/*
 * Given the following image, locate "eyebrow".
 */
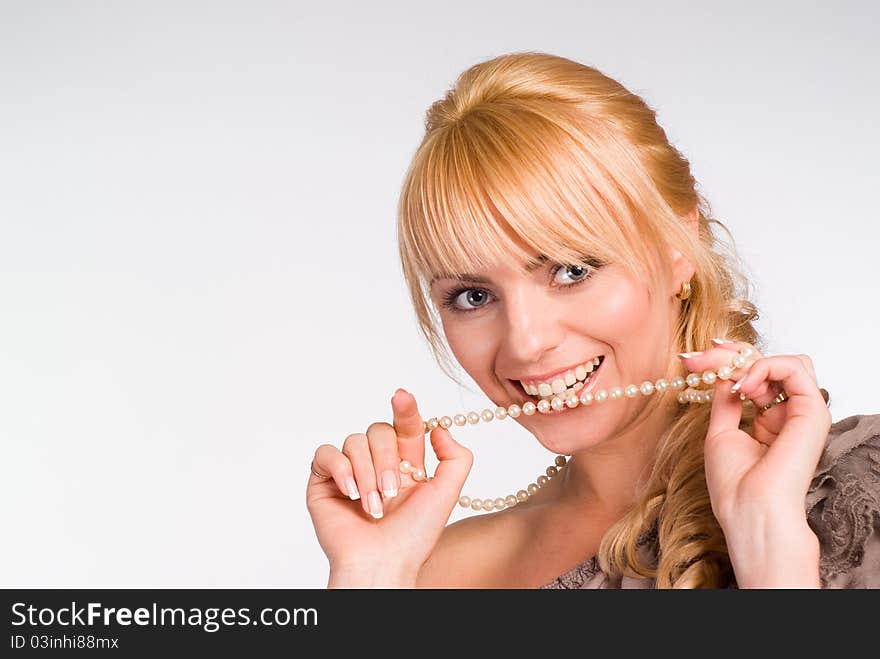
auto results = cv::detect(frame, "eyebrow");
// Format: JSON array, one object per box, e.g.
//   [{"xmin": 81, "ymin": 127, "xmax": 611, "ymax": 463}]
[{"xmin": 429, "ymin": 254, "xmax": 548, "ymax": 286}]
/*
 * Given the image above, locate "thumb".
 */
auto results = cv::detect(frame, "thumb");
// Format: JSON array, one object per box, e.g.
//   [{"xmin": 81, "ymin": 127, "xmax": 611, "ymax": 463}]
[
  {"xmin": 427, "ymin": 425, "xmax": 473, "ymax": 495},
  {"xmin": 707, "ymin": 377, "xmax": 744, "ymax": 438}
]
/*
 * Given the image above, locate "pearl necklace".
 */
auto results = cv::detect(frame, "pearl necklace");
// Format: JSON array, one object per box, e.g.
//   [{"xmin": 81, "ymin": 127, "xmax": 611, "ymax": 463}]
[{"xmin": 399, "ymin": 346, "xmax": 755, "ymax": 513}]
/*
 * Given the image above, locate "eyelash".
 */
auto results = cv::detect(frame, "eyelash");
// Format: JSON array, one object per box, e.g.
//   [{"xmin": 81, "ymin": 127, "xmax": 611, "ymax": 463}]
[{"xmin": 440, "ymin": 261, "xmax": 600, "ymax": 314}]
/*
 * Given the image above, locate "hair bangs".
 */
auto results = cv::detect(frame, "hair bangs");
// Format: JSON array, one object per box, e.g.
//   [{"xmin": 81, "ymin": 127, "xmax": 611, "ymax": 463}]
[{"xmin": 400, "ymin": 103, "xmax": 657, "ymax": 290}]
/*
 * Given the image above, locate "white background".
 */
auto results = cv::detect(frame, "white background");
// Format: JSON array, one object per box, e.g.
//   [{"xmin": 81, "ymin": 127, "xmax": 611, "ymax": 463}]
[{"xmin": 1, "ymin": 0, "xmax": 877, "ymax": 587}]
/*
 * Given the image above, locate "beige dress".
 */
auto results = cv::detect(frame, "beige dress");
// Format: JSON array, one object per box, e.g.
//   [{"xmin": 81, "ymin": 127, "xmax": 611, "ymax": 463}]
[{"xmin": 540, "ymin": 413, "xmax": 880, "ymax": 589}]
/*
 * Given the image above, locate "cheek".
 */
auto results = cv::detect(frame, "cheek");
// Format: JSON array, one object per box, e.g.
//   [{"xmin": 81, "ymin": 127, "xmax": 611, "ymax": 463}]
[
  {"xmin": 579, "ymin": 276, "xmax": 652, "ymax": 337},
  {"xmin": 443, "ymin": 318, "xmax": 497, "ymax": 374}
]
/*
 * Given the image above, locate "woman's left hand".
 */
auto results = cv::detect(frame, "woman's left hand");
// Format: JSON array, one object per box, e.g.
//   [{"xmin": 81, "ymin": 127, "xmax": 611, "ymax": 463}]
[{"xmin": 678, "ymin": 339, "xmax": 832, "ymax": 588}]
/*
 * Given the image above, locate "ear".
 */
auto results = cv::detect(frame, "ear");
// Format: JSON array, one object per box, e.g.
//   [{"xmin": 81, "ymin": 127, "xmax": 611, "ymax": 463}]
[{"xmin": 668, "ymin": 205, "xmax": 699, "ymax": 292}]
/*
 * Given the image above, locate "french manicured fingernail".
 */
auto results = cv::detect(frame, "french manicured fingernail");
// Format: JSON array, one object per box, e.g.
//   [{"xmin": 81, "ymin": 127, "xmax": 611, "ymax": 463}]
[
  {"xmin": 345, "ymin": 477, "xmax": 360, "ymax": 500},
  {"xmin": 711, "ymin": 338, "xmax": 734, "ymax": 345},
  {"xmin": 381, "ymin": 470, "xmax": 398, "ymax": 498},
  {"xmin": 368, "ymin": 491, "xmax": 383, "ymax": 518},
  {"xmin": 730, "ymin": 378, "xmax": 743, "ymax": 393},
  {"xmin": 679, "ymin": 351, "xmax": 703, "ymax": 359}
]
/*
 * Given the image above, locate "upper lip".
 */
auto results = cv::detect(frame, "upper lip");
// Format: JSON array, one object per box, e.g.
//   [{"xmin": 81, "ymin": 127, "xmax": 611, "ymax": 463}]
[{"xmin": 511, "ymin": 355, "xmax": 604, "ymax": 385}]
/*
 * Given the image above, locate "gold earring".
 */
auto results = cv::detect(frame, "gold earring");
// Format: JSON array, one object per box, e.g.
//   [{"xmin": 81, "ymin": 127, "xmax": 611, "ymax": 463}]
[{"xmin": 676, "ymin": 279, "xmax": 692, "ymax": 301}]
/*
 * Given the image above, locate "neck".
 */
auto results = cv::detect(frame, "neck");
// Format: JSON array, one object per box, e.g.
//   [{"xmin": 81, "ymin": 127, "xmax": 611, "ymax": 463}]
[{"xmin": 558, "ymin": 394, "xmax": 679, "ymax": 517}]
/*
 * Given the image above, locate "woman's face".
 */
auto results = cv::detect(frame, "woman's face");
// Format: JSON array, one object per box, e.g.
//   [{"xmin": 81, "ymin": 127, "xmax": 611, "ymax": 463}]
[{"xmin": 429, "ymin": 247, "xmax": 692, "ymax": 456}]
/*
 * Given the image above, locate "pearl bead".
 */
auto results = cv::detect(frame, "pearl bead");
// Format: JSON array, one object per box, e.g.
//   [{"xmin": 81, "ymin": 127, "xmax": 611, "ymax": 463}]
[
  {"xmin": 579, "ymin": 391, "xmax": 594, "ymax": 405},
  {"xmin": 440, "ymin": 416, "xmax": 453, "ymax": 428},
  {"xmin": 655, "ymin": 378, "xmax": 669, "ymax": 392},
  {"xmin": 555, "ymin": 455, "xmax": 567, "ymax": 467},
  {"xmin": 516, "ymin": 490, "xmax": 529, "ymax": 502},
  {"xmin": 609, "ymin": 386, "xmax": 623, "ymax": 400},
  {"xmin": 717, "ymin": 365, "xmax": 733, "ymax": 380},
  {"xmin": 566, "ymin": 395, "xmax": 579, "ymax": 408},
  {"xmin": 399, "ymin": 460, "xmax": 412, "ymax": 473},
  {"xmin": 459, "ymin": 496, "xmax": 471, "ymax": 508},
  {"xmin": 740, "ymin": 346, "xmax": 754, "ymax": 358},
  {"xmin": 481, "ymin": 499, "xmax": 493, "ymax": 511},
  {"xmin": 494, "ymin": 497, "xmax": 505, "ymax": 510},
  {"xmin": 677, "ymin": 391, "xmax": 687, "ymax": 404},
  {"xmin": 412, "ymin": 468, "xmax": 426, "ymax": 481},
  {"xmin": 546, "ymin": 466, "xmax": 558, "ymax": 478},
  {"xmin": 550, "ymin": 396, "xmax": 565, "ymax": 410},
  {"xmin": 494, "ymin": 406, "xmax": 508, "ymax": 420},
  {"xmin": 471, "ymin": 499, "xmax": 482, "ymax": 511},
  {"xmin": 507, "ymin": 404, "xmax": 522, "ymax": 418},
  {"xmin": 527, "ymin": 483, "xmax": 539, "ymax": 495},
  {"xmin": 467, "ymin": 411, "xmax": 480, "ymax": 424},
  {"xmin": 505, "ymin": 495, "xmax": 518, "ymax": 507},
  {"xmin": 670, "ymin": 376, "xmax": 685, "ymax": 390},
  {"xmin": 427, "ymin": 417, "xmax": 439, "ymax": 429},
  {"xmin": 686, "ymin": 373, "xmax": 701, "ymax": 387},
  {"xmin": 454, "ymin": 414, "xmax": 467, "ymax": 426},
  {"xmin": 732, "ymin": 354, "xmax": 746, "ymax": 368},
  {"xmin": 537, "ymin": 399, "xmax": 551, "ymax": 413},
  {"xmin": 625, "ymin": 384, "xmax": 639, "ymax": 398},
  {"xmin": 640, "ymin": 381, "xmax": 654, "ymax": 395},
  {"xmin": 537, "ymin": 475, "xmax": 549, "ymax": 487},
  {"xmin": 522, "ymin": 402, "xmax": 536, "ymax": 415},
  {"xmin": 594, "ymin": 389, "xmax": 608, "ymax": 402},
  {"xmin": 702, "ymin": 370, "xmax": 717, "ymax": 385},
  {"xmin": 481, "ymin": 408, "xmax": 494, "ymax": 422}
]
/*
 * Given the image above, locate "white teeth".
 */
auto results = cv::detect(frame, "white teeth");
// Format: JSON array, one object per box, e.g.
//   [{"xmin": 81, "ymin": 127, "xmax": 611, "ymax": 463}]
[{"xmin": 519, "ymin": 356, "xmax": 604, "ymax": 400}]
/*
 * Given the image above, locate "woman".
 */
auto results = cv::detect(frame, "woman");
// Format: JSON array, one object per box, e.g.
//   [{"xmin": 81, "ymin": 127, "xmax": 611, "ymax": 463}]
[{"xmin": 306, "ymin": 51, "xmax": 880, "ymax": 588}]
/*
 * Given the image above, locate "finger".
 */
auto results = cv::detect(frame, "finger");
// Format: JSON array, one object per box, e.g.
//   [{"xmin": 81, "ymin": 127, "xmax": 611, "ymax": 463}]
[
  {"xmin": 424, "ymin": 425, "xmax": 473, "ymax": 501},
  {"xmin": 706, "ymin": 376, "xmax": 745, "ymax": 438},
  {"xmin": 342, "ymin": 433, "xmax": 383, "ymax": 519},
  {"xmin": 309, "ymin": 444, "xmax": 360, "ymax": 501},
  {"xmin": 732, "ymin": 356, "xmax": 831, "ymax": 481},
  {"xmin": 391, "ymin": 388, "xmax": 426, "ymax": 474},
  {"xmin": 366, "ymin": 421, "xmax": 401, "ymax": 499},
  {"xmin": 794, "ymin": 354, "xmax": 818, "ymax": 384},
  {"xmin": 733, "ymin": 356, "xmax": 816, "ymax": 409},
  {"xmin": 729, "ymin": 357, "xmax": 792, "ymax": 436},
  {"xmin": 679, "ymin": 340, "xmax": 761, "ymax": 383}
]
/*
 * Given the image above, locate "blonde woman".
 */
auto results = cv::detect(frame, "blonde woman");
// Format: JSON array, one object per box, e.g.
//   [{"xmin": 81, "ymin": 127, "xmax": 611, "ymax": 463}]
[{"xmin": 306, "ymin": 52, "xmax": 880, "ymax": 589}]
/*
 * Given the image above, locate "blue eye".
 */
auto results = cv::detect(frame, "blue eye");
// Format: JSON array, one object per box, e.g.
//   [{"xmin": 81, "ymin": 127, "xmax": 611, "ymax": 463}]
[
  {"xmin": 552, "ymin": 263, "xmax": 592, "ymax": 286},
  {"xmin": 439, "ymin": 257, "xmax": 603, "ymax": 314},
  {"xmin": 442, "ymin": 287, "xmax": 492, "ymax": 312}
]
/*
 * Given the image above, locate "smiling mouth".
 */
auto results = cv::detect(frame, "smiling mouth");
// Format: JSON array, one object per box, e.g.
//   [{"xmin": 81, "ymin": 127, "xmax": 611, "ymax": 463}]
[{"xmin": 511, "ymin": 355, "xmax": 606, "ymax": 403}]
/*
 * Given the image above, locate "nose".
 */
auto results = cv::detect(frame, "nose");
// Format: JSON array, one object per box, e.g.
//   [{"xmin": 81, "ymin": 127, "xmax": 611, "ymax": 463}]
[{"xmin": 501, "ymin": 285, "xmax": 565, "ymax": 364}]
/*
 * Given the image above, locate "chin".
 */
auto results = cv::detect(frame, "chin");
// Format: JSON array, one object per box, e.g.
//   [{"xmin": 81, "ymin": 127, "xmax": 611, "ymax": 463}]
[{"xmin": 525, "ymin": 409, "xmax": 611, "ymax": 455}]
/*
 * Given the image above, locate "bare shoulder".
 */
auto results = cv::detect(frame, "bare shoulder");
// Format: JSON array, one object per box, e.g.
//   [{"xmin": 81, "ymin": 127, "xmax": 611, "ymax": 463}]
[{"xmin": 415, "ymin": 501, "xmax": 544, "ymax": 588}]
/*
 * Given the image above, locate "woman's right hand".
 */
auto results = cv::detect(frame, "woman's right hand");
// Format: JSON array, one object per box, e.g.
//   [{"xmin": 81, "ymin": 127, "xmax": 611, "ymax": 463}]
[{"xmin": 305, "ymin": 388, "xmax": 474, "ymax": 587}]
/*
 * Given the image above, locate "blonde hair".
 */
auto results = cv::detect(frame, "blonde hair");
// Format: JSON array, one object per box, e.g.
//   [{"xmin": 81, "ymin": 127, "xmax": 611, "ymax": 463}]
[{"xmin": 396, "ymin": 51, "xmax": 762, "ymax": 588}]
